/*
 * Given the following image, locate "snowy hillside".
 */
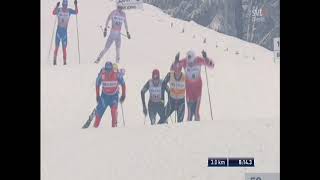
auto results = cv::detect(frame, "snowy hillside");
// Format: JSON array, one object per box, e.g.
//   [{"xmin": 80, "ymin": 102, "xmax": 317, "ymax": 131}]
[{"xmin": 41, "ymin": 0, "xmax": 280, "ymax": 180}]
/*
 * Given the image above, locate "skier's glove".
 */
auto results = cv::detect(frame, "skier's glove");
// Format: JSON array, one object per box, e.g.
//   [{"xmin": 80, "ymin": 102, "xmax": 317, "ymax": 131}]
[
  {"xmin": 96, "ymin": 95, "xmax": 100, "ymax": 103},
  {"xmin": 120, "ymin": 95, "xmax": 126, "ymax": 103},
  {"xmin": 127, "ymin": 31, "xmax": 131, "ymax": 39},
  {"xmin": 174, "ymin": 52, "xmax": 180, "ymax": 64},
  {"xmin": 201, "ymin": 50, "xmax": 207, "ymax": 59},
  {"xmin": 143, "ymin": 106, "xmax": 147, "ymax": 116},
  {"xmin": 160, "ymin": 100, "xmax": 164, "ymax": 105},
  {"xmin": 103, "ymin": 28, "xmax": 107, "ymax": 37},
  {"xmin": 74, "ymin": 0, "xmax": 77, "ymax": 6},
  {"xmin": 208, "ymin": 60, "xmax": 213, "ymax": 66},
  {"xmin": 56, "ymin": 2, "xmax": 60, "ymax": 7}
]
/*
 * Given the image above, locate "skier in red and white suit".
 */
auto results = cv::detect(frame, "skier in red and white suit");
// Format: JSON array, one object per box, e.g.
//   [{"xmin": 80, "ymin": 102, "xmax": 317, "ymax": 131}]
[
  {"xmin": 175, "ymin": 50, "xmax": 214, "ymax": 121},
  {"xmin": 94, "ymin": 61, "xmax": 126, "ymax": 128}
]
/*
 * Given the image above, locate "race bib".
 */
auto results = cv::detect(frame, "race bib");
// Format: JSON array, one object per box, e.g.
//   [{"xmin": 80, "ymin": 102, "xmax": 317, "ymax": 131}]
[
  {"xmin": 170, "ymin": 81, "xmax": 185, "ymax": 89},
  {"xmin": 113, "ymin": 15, "xmax": 124, "ymax": 26},
  {"xmin": 102, "ymin": 81, "xmax": 118, "ymax": 88},
  {"xmin": 149, "ymin": 86, "xmax": 161, "ymax": 101},
  {"xmin": 186, "ymin": 66, "xmax": 201, "ymax": 80}
]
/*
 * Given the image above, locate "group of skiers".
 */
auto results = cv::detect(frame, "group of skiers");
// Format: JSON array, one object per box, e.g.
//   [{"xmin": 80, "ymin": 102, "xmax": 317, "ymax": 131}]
[
  {"xmin": 90, "ymin": 49, "xmax": 214, "ymax": 128},
  {"xmin": 141, "ymin": 50, "xmax": 214, "ymax": 125},
  {"xmin": 52, "ymin": 0, "xmax": 130, "ymax": 65},
  {"xmin": 50, "ymin": 1, "xmax": 215, "ymax": 128}
]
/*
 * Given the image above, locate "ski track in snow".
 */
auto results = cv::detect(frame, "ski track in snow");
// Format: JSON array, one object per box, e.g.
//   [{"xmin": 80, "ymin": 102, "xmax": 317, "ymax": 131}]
[{"xmin": 41, "ymin": 1, "xmax": 280, "ymax": 179}]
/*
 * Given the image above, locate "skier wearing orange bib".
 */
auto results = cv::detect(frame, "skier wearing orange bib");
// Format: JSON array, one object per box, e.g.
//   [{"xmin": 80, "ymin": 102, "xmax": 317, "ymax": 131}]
[{"xmin": 162, "ymin": 62, "xmax": 186, "ymax": 123}]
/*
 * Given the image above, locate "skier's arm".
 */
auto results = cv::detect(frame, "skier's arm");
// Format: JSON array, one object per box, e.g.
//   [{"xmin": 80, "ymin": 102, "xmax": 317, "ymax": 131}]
[
  {"xmin": 105, "ymin": 11, "xmax": 113, "ymax": 29},
  {"xmin": 68, "ymin": 5, "xmax": 78, "ymax": 15},
  {"xmin": 161, "ymin": 83, "xmax": 170, "ymax": 104},
  {"xmin": 162, "ymin": 73, "xmax": 170, "ymax": 93},
  {"xmin": 165, "ymin": 84, "xmax": 170, "ymax": 95},
  {"xmin": 179, "ymin": 58, "xmax": 187, "ymax": 68},
  {"xmin": 52, "ymin": 4, "xmax": 59, "ymax": 15},
  {"xmin": 141, "ymin": 81, "xmax": 150, "ymax": 109},
  {"xmin": 198, "ymin": 57, "xmax": 214, "ymax": 68},
  {"xmin": 95, "ymin": 70, "xmax": 103, "ymax": 97},
  {"xmin": 68, "ymin": 8, "xmax": 78, "ymax": 15},
  {"xmin": 124, "ymin": 13, "xmax": 129, "ymax": 32},
  {"xmin": 74, "ymin": 0, "xmax": 78, "ymax": 14}
]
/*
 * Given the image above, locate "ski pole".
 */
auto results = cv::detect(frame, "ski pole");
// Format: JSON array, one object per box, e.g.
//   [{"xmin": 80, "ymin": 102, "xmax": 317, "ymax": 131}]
[
  {"xmin": 204, "ymin": 66, "xmax": 214, "ymax": 120},
  {"xmin": 120, "ymin": 102, "xmax": 126, "ymax": 127},
  {"xmin": 47, "ymin": 17, "xmax": 57, "ymax": 64},
  {"xmin": 144, "ymin": 115, "xmax": 146, "ymax": 125},
  {"xmin": 76, "ymin": 14, "xmax": 81, "ymax": 64},
  {"xmin": 98, "ymin": 25, "xmax": 103, "ymax": 34}
]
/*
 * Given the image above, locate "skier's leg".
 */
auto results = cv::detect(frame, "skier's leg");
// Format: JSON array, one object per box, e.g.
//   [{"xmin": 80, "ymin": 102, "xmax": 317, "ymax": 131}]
[
  {"xmin": 192, "ymin": 102, "xmax": 197, "ymax": 120},
  {"xmin": 110, "ymin": 94, "xmax": 119, "ymax": 127},
  {"xmin": 61, "ymin": 31, "xmax": 68, "ymax": 65},
  {"xmin": 177, "ymin": 99, "xmax": 185, "ymax": 123},
  {"xmin": 194, "ymin": 80, "xmax": 202, "ymax": 121},
  {"xmin": 111, "ymin": 105, "xmax": 118, "ymax": 127},
  {"xmin": 148, "ymin": 101, "xmax": 156, "ymax": 125},
  {"xmin": 195, "ymin": 97, "xmax": 201, "ymax": 121},
  {"xmin": 94, "ymin": 94, "xmax": 108, "ymax": 128},
  {"xmin": 186, "ymin": 82, "xmax": 193, "ymax": 121},
  {"xmin": 53, "ymin": 30, "xmax": 60, "ymax": 65},
  {"xmin": 157, "ymin": 103, "xmax": 167, "ymax": 124},
  {"xmin": 115, "ymin": 33, "xmax": 121, "ymax": 63},
  {"xmin": 97, "ymin": 34, "xmax": 115, "ymax": 61},
  {"xmin": 187, "ymin": 101, "xmax": 197, "ymax": 121},
  {"xmin": 187, "ymin": 101, "xmax": 192, "ymax": 121},
  {"xmin": 165, "ymin": 98, "xmax": 174, "ymax": 122}
]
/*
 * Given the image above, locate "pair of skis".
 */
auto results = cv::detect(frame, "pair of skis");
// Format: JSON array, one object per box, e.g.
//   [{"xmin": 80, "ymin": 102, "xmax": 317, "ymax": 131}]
[
  {"xmin": 82, "ymin": 103, "xmax": 125, "ymax": 129},
  {"xmin": 82, "ymin": 102, "xmax": 125, "ymax": 129}
]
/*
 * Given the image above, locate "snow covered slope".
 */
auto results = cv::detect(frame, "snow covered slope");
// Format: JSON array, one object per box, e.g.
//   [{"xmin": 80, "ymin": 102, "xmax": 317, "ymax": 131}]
[{"xmin": 41, "ymin": 0, "xmax": 280, "ymax": 179}]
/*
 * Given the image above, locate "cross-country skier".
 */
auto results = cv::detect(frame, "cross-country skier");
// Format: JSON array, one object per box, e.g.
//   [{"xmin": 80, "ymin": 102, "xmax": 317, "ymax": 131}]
[
  {"xmin": 162, "ymin": 62, "xmax": 186, "ymax": 123},
  {"xmin": 174, "ymin": 50, "xmax": 214, "ymax": 121},
  {"xmin": 95, "ymin": 2, "xmax": 131, "ymax": 64},
  {"xmin": 141, "ymin": 69, "xmax": 170, "ymax": 125},
  {"xmin": 94, "ymin": 61, "xmax": 126, "ymax": 128},
  {"xmin": 52, "ymin": 0, "xmax": 78, "ymax": 65}
]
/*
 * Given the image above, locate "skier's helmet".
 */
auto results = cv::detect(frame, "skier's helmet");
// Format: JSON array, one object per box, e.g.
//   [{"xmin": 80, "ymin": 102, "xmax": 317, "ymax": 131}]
[
  {"xmin": 105, "ymin": 61, "xmax": 113, "ymax": 73},
  {"xmin": 186, "ymin": 50, "xmax": 196, "ymax": 63},
  {"xmin": 152, "ymin": 69, "xmax": 160, "ymax": 80},
  {"xmin": 62, "ymin": 0, "xmax": 68, "ymax": 8}
]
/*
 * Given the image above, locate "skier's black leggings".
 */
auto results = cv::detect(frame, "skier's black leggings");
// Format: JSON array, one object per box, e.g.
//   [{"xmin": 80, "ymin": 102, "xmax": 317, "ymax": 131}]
[
  {"xmin": 165, "ymin": 97, "xmax": 185, "ymax": 123},
  {"xmin": 187, "ymin": 101, "xmax": 197, "ymax": 121},
  {"xmin": 148, "ymin": 101, "xmax": 166, "ymax": 125}
]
